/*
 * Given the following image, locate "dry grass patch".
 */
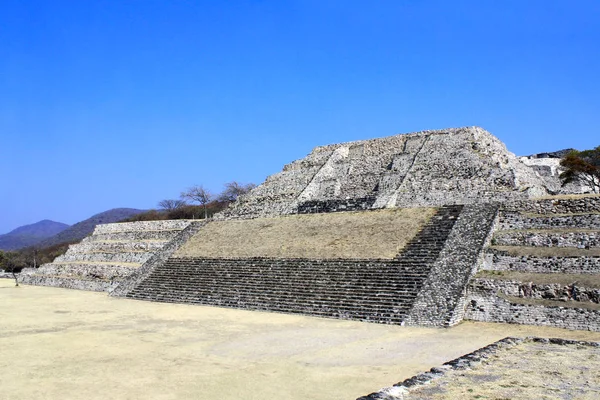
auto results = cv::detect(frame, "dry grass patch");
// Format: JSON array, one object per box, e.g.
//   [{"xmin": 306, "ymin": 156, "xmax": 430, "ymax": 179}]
[
  {"xmin": 175, "ymin": 208, "xmax": 437, "ymax": 259},
  {"xmin": 475, "ymin": 270, "xmax": 600, "ymax": 288},
  {"xmin": 489, "ymin": 245, "xmax": 600, "ymax": 257}
]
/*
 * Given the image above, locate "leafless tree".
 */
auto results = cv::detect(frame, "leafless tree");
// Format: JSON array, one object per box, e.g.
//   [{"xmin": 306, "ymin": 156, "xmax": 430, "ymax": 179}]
[
  {"xmin": 218, "ymin": 181, "xmax": 256, "ymax": 202},
  {"xmin": 158, "ymin": 199, "xmax": 187, "ymax": 211},
  {"xmin": 180, "ymin": 185, "xmax": 213, "ymax": 219}
]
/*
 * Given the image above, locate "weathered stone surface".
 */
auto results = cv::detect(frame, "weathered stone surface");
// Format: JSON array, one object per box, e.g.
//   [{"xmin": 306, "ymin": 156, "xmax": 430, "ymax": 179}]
[
  {"xmin": 503, "ymin": 196, "xmax": 600, "ymax": 214},
  {"xmin": 493, "ymin": 230, "xmax": 600, "ymax": 248},
  {"xmin": 405, "ymin": 204, "xmax": 498, "ymax": 327},
  {"xmin": 484, "ymin": 249, "xmax": 600, "ymax": 274},
  {"xmin": 498, "ymin": 211, "xmax": 600, "ymax": 230},
  {"xmin": 20, "ymin": 220, "xmax": 195, "ymax": 292},
  {"xmin": 219, "ymin": 127, "xmax": 549, "ymax": 219},
  {"xmin": 519, "ymin": 156, "xmax": 592, "ymax": 194}
]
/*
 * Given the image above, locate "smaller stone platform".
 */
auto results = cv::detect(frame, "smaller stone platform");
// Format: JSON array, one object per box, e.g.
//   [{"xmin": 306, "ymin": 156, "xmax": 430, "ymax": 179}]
[{"xmin": 20, "ymin": 220, "xmax": 194, "ymax": 292}]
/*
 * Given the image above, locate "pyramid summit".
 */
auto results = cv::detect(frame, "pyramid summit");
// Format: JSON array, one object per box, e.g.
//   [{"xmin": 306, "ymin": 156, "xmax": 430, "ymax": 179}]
[{"xmin": 220, "ymin": 126, "xmax": 550, "ymax": 219}]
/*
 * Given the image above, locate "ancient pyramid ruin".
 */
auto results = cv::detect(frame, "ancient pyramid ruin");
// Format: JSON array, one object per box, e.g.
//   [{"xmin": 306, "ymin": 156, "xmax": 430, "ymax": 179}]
[
  {"xmin": 219, "ymin": 126, "xmax": 549, "ymax": 219},
  {"xmin": 19, "ymin": 126, "xmax": 600, "ymax": 332}
]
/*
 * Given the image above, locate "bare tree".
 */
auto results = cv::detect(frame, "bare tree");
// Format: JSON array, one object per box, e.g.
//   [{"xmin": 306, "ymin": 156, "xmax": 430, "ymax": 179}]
[
  {"xmin": 218, "ymin": 181, "xmax": 257, "ymax": 202},
  {"xmin": 180, "ymin": 185, "xmax": 213, "ymax": 219},
  {"xmin": 158, "ymin": 199, "xmax": 187, "ymax": 211}
]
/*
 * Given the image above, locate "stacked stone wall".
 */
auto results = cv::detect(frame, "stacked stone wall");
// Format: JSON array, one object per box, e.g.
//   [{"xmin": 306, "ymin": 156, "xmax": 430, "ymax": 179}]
[
  {"xmin": 20, "ymin": 220, "xmax": 194, "ymax": 292},
  {"xmin": 484, "ymin": 249, "xmax": 600, "ymax": 274},
  {"xmin": 466, "ymin": 280, "xmax": 600, "ymax": 332},
  {"xmin": 465, "ymin": 196, "xmax": 600, "ymax": 331},
  {"xmin": 503, "ymin": 196, "xmax": 600, "ymax": 214}
]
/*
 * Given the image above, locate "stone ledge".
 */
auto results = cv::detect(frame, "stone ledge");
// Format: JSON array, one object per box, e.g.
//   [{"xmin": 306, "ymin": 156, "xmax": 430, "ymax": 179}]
[{"xmin": 357, "ymin": 336, "xmax": 600, "ymax": 400}]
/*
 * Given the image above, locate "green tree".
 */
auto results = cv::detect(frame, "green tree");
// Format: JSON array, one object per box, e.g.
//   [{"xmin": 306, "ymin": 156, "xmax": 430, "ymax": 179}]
[
  {"xmin": 560, "ymin": 147, "xmax": 600, "ymax": 193},
  {"xmin": 0, "ymin": 250, "xmax": 19, "ymax": 286}
]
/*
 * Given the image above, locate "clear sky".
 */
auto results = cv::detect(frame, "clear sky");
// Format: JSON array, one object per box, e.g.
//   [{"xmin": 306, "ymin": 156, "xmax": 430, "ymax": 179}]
[{"xmin": 1, "ymin": 0, "xmax": 599, "ymax": 233}]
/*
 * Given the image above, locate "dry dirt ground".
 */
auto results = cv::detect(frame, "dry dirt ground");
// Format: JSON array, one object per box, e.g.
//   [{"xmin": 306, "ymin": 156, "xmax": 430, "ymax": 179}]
[
  {"xmin": 2, "ymin": 281, "xmax": 600, "ymax": 400},
  {"xmin": 406, "ymin": 340, "xmax": 600, "ymax": 399},
  {"xmin": 176, "ymin": 208, "xmax": 437, "ymax": 259}
]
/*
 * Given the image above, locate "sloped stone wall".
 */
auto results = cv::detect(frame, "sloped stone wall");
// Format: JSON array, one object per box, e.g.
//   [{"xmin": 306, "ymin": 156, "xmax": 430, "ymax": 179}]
[
  {"xmin": 219, "ymin": 127, "xmax": 549, "ymax": 220},
  {"xmin": 405, "ymin": 203, "xmax": 499, "ymax": 327}
]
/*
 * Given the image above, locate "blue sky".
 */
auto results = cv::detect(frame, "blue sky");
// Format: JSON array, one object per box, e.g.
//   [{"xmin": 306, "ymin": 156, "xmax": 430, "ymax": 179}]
[{"xmin": 1, "ymin": 0, "xmax": 599, "ymax": 233}]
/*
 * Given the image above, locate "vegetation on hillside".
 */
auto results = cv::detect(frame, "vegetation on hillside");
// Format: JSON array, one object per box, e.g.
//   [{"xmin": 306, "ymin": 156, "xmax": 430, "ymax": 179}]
[
  {"xmin": 126, "ymin": 181, "xmax": 256, "ymax": 222},
  {"xmin": 0, "ymin": 181, "xmax": 256, "ymax": 273},
  {"xmin": 560, "ymin": 147, "xmax": 600, "ymax": 193}
]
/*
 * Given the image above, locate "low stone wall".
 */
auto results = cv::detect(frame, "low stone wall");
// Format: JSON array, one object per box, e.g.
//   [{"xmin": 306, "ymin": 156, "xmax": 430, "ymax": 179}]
[
  {"xmin": 465, "ymin": 278, "xmax": 600, "ymax": 332},
  {"xmin": 357, "ymin": 337, "xmax": 523, "ymax": 400},
  {"xmin": 93, "ymin": 220, "xmax": 193, "ymax": 234},
  {"xmin": 498, "ymin": 212, "xmax": 600, "ymax": 230},
  {"xmin": 357, "ymin": 337, "xmax": 600, "ymax": 400},
  {"xmin": 19, "ymin": 274, "xmax": 114, "ymax": 292},
  {"xmin": 484, "ymin": 249, "xmax": 600, "ymax": 274},
  {"xmin": 404, "ymin": 203, "xmax": 499, "ymax": 327},
  {"xmin": 471, "ymin": 278, "xmax": 600, "ymax": 304},
  {"xmin": 493, "ymin": 230, "xmax": 600, "ymax": 248},
  {"xmin": 503, "ymin": 196, "xmax": 600, "ymax": 214},
  {"xmin": 296, "ymin": 196, "xmax": 376, "ymax": 214}
]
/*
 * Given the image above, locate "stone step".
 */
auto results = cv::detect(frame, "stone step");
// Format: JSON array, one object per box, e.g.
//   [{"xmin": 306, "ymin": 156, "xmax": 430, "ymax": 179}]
[
  {"xmin": 484, "ymin": 248, "xmax": 600, "ymax": 274},
  {"xmin": 493, "ymin": 231, "xmax": 600, "ymax": 248},
  {"xmin": 21, "ymin": 262, "xmax": 140, "ymax": 280},
  {"xmin": 93, "ymin": 220, "xmax": 192, "ymax": 234},
  {"xmin": 84, "ymin": 230, "xmax": 180, "ymax": 242},
  {"xmin": 498, "ymin": 212, "xmax": 600, "ymax": 230},
  {"xmin": 127, "ymin": 293, "xmax": 411, "ymax": 319},
  {"xmin": 19, "ymin": 275, "xmax": 116, "ymax": 292},
  {"xmin": 54, "ymin": 252, "xmax": 154, "ymax": 264},
  {"xmin": 63, "ymin": 240, "xmax": 168, "ymax": 255}
]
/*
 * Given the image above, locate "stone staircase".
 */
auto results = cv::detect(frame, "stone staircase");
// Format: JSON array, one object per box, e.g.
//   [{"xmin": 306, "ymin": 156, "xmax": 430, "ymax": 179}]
[
  {"xmin": 125, "ymin": 206, "xmax": 463, "ymax": 324},
  {"xmin": 20, "ymin": 220, "xmax": 193, "ymax": 292},
  {"xmin": 465, "ymin": 196, "xmax": 600, "ymax": 331}
]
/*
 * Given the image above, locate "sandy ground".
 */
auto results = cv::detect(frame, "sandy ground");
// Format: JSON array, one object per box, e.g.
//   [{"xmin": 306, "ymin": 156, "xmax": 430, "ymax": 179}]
[
  {"xmin": 175, "ymin": 208, "xmax": 436, "ymax": 259},
  {"xmin": 2, "ymin": 281, "xmax": 600, "ymax": 400}
]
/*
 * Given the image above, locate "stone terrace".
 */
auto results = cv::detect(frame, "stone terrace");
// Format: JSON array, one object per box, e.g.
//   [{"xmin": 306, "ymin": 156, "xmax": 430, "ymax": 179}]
[
  {"xmin": 20, "ymin": 220, "xmax": 193, "ymax": 292},
  {"xmin": 465, "ymin": 196, "xmax": 600, "ymax": 331}
]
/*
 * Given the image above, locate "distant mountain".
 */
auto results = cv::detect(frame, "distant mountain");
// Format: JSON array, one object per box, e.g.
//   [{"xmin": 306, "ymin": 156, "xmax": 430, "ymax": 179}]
[
  {"xmin": 36, "ymin": 208, "xmax": 146, "ymax": 248},
  {"xmin": 0, "ymin": 220, "xmax": 70, "ymax": 251}
]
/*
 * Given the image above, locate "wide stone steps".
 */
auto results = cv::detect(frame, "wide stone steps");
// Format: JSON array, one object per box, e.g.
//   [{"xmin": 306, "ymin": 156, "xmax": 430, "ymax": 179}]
[{"xmin": 126, "ymin": 206, "xmax": 463, "ymax": 324}]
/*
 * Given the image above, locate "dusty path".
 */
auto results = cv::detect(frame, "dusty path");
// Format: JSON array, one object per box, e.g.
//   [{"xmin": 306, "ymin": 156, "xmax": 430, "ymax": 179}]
[{"xmin": 2, "ymin": 280, "xmax": 600, "ymax": 400}]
